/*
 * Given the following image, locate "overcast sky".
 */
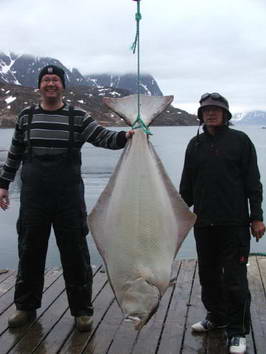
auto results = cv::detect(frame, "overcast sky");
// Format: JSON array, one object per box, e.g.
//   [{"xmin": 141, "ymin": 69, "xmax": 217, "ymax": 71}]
[{"xmin": 1, "ymin": 0, "xmax": 266, "ymax": 114}]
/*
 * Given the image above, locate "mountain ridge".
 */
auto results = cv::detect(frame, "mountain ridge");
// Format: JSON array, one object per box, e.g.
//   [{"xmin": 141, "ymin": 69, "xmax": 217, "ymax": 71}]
[
  {"xmin": 0, "ymin": 52, "xmax": 162, "ymax": 95},
  {"xmin": 0, "ymin": 51, "xmax": 198, "ymax": 127},
  {"xmin": 232, "ymin": 110, "xmax": 266, "ymax": 125},
  {"xmin": 0, "ymin": 81, "xmax": 198, "ymax": 128}
]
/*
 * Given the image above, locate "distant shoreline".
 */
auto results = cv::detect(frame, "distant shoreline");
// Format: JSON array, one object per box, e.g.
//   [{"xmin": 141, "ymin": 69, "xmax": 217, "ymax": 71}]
[{"xmin": 0, "ymin": 124, "xmax": 198, "ymax": 129}]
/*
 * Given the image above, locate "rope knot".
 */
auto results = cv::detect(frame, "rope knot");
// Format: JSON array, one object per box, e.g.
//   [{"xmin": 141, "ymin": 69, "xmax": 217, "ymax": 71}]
[
  {"xmin": 132, "ymin": 115, "xmax": 152, "ymax": 135},
  {"xmin": 135, "ymin": 12, "xmax": 142, "ymax": 21}
]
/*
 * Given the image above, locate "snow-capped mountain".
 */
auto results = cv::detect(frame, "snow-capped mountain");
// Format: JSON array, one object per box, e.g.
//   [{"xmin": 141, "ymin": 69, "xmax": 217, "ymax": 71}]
[
  {"xmin": 0, "ymin": 52, "xmax": 91, "ymax": 88},
  {"xmin": 232, "ymin": 111, "xmax": 266, "ymax": 125},
  {"xmin": 0, "ymin": 81, "xmax": 198, "ymax": 128},
  {"xmin": 0, "ymin": 52, "xmax": 21, "ymax": 85},
  {"xmin": 85, "ymin": 73, "xmax": 162, "ymax": 96},
  {"xmin": 0, "ymin": 52, "xmax": 162, "ymax": 96},
  {"xmin": 0, "ymin": 51, "xmax": 198, "ymax": 127},
  {"xmin": 232, "ymin": 112, "xmax": 245, "ymax": 122}
]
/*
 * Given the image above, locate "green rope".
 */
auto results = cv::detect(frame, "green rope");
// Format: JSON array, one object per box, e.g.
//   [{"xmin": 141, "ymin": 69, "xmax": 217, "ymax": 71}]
[
  {"xmin": 131, "ymin": 0, "xmax": 152, "ymax": 135},
  {"xmin": 132, "ymin": 114, "xmax": 151, "ymax": 135}
]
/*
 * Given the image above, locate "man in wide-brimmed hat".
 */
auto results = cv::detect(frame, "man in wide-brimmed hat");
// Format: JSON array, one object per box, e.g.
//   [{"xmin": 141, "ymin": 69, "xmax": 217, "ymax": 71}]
[{"xmin": 180, "ymin": 92, "xmax": 265, "ymax": 354}]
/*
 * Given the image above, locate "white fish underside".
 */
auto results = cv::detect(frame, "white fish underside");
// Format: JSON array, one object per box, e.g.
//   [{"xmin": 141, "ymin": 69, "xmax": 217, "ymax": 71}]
[{"xmin": 88, "ymin": 95, "xmax": 196, "ymax": 329}]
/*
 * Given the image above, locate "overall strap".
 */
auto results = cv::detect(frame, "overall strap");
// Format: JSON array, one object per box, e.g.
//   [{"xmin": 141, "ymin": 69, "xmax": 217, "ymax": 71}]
[
  {"xmin": 68, "ymin": 105, "xmax": 75, "ymax": 157},
  {"xmin": 27, "ymin": 105, "xmax": 34, "ymax": 160}
]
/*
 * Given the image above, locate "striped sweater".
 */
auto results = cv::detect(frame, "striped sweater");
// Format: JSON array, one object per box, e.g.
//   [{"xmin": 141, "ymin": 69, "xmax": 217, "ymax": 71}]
[{"xmin": 0, "ymin": 103, "xmax": 127, "ymax": 189}]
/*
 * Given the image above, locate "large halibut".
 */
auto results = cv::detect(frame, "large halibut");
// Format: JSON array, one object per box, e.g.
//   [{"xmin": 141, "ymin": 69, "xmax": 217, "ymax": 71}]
[{"xmin": 88, "ymin": 94, "xmax": 196, "ymax": 329}]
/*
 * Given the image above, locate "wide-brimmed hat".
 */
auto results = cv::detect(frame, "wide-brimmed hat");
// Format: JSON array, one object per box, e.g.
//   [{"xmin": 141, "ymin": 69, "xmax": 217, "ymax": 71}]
[{"xmin": 198, "ymin": 92, "xmax": 232, "ymax": 121}]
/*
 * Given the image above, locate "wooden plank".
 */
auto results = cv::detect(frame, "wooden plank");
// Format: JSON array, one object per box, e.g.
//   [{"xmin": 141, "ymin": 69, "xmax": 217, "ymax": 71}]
[
  {"xmin": 0, "ymin": 282, "xmax": 17, "ymax": 316},
  {"xmin": 203, "ymin": 256, "xmax": 263, "ymax": 354},
  {"xmin": 42, "ymin": 268, "xmax": 64, "ymax": 290},
  {"xmin": 10, "ymin": 291, "xmax": 69, "ymax": 353},
  {"xmin": 82, "ymin": 300, "xmax": 123, "ymax": 354},
  {"xmin": 34, "ymin": 309, "xmax": 73, "ymax": 354},
  {"xmin": 157, "ymin": 259, "xmax": 199, "ymax": 354},
  {"xmin": 103, "ymin": 316, "xmax": 138, "ymax": 354},
  {"xmin": 206, "ymin": 330, "xmax": 228, "ymax": 354},
  {"xmin": 0, "ymin": 272, "xmax": 17, "ymax": 299},
  {"xmin": 0, "ymin": 258, "xmax": 265, "ymax": 353},
  {"xmin": 0, "ymin": 270, "xmax": 16, "ymax": 284},
  {"xmin": 86, "ymin": 261, "xmax": 182, "ymax": 354},
  {"xmin": 180, "ymin": 260, "xmax": 206, "ymax": 354},
  {"xmin": 101, "ymin": 262, "xmax": 182, "ymax": 354},
  {"xmin": 0, "ymin": 271, "xmax": 17, "ymax": 316},
  {"xmin": 256, "ymin": 256, "xmax": 266, "ymax": 295},
  {"xmin": 0, "ymin": 268, "xmax": 62, "ymax": 318},
  {"xmin": 131, "ymin": 261, "xmax": 181, "ymax": 354},
  {"xmin": 59, "ymin": 279, "xmax": 115, "ymax": 354},
  {"xmin": 248, "ymin": 256, "xmax": 266, "ymax": 353},
  {"xmin": 18, "ymin": 266, "xmax": 102, "ymax": 354},
  {"xmin": 33, "ymin": 266, "xmax": 107, "ymax": 354},
  {"xmin": 0, "ymin": 304, "xmax": 20, "ymax": 336},
  {"xmin": 103, "ymin": 261, "xmax": 182, "ymax": 354},
  {"xmin": 0, "ymin": 273, "xmax": 66, "ymax": 353}
]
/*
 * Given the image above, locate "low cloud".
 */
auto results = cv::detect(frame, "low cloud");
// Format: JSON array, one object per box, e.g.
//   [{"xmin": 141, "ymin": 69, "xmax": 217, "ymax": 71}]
[{"xmin": 0, "ymin": 0, "xmax": 265, "ymax": 113}]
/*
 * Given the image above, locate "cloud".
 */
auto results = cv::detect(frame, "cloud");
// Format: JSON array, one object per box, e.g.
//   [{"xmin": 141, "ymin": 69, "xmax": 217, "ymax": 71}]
[{"xmin": 0, "ymin": 0, "xmax": 266, "ymax": 113}]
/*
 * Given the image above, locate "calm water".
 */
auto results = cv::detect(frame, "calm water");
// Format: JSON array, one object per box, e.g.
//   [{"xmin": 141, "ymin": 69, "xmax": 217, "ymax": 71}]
[{"xmin": 0, "ymin": 125, "xmax": 266, "ymax": 269}]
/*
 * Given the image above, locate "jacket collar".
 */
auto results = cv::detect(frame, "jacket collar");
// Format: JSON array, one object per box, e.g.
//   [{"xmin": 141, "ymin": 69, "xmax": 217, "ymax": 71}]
[{"xmin": 203, "ymin": 124, "xmax": 229, "ymax": 136}]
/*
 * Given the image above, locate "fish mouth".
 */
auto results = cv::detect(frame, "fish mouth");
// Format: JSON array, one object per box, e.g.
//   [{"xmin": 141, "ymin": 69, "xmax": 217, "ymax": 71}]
[
  {"xmin": 124, "ymin": 314, "xmax": 144, "ymax": 330},
  {"xmin": 124, "ymin": 298, "xmax": 160, "ymax": 331}
]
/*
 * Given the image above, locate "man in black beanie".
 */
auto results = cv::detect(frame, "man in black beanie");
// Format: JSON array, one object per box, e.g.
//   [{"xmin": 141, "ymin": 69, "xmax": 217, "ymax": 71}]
[
  {"xmin": 38, "ymin": 65, "xmax": 66, "ymax": 88},
  {"xmin": 0, "ymin": 64, "xmax": 134, "ymax": 332}
]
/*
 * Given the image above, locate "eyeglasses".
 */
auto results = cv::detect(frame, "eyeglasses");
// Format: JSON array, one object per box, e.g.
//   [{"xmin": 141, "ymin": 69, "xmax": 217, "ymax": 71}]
[
  {"xmin": 41, "ymin": 78, "xmax": 60, "ymax": 84},
  {"xmin": 200, "ymin": 92, "xmax": 228, "ymax": 105}
]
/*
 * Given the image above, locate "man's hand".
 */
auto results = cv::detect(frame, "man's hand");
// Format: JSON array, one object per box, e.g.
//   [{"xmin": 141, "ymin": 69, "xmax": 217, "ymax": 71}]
[
  {"xmin": 126, "ymin": 130, "xmax": 135, "ymax": 139},
  {"xmin": 0, "ymin": 188, "xmax": 9, "ymax": 211},
  {"xmin": 250, "ymin": 220, "xmax": 266, "ymax": 242}
]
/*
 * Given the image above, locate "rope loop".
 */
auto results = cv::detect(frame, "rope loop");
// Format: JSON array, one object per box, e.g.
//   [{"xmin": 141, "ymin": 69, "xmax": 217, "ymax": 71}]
[{"xmin": 132, "ymin": 115, "xmax": 152, "ymax": 135}]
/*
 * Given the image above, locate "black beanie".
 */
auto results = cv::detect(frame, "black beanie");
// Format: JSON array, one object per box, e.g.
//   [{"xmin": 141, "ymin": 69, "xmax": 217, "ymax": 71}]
[{"xmin": 38, "ymin": 65, "xmax": 65, "ymax": 88}]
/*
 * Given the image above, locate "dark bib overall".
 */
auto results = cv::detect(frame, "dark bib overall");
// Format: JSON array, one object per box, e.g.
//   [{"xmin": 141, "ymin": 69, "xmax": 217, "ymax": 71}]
[{"xmin": 14, "ymin": 106, "xmax": 93, "ymax": 316}]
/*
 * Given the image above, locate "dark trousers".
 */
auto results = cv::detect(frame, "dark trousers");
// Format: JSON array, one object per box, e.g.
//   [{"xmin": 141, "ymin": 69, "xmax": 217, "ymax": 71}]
[
  {"xmin": 194, "ymin": 226, "xmax": 251, "ymax": 338},
  {"xmin": 15, "ymin": 155, "xmax": 93, "ymax": 316}
]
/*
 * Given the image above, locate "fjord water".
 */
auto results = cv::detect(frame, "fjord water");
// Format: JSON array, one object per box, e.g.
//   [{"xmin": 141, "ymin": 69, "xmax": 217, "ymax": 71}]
[{"xmin": 0, "ymin": 125, "xmax": 266, "ymax": 268}]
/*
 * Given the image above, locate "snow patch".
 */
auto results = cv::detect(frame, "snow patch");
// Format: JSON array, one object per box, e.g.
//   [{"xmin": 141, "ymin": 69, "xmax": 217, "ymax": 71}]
[
  {"xmin": 140, "ymin": 83, "xmax": 152, "ymax": 96},
  {"xmin": 5, "ymin": 96, "xmax": 16, "ymax": 104},
  {"xmin": 0, "ymin": 54, "xmax": 17, "ymax": 74},
  {"xmin": 110, "ymin": 91, "xmax": 121, "ymax": 97}
]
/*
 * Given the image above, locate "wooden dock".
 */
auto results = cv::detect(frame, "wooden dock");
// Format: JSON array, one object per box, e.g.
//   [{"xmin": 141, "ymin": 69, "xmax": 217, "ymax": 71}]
[{"xmin": 0, "ymin": 256, "xmax": 266, "ymax": 353}]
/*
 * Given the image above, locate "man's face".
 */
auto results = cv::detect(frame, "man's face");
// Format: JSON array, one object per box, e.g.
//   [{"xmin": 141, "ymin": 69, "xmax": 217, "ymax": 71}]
[
  {"xmin": 202, "ymin": 106, "xmax": 224, "ymax": 127},
  {"xmin": 39, "ymin": 74, "xmax": 64, "ymax": 101}
]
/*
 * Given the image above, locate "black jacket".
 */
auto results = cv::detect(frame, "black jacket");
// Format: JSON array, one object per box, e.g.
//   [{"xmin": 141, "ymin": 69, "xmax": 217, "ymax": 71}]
[{"xmin": 179, "ymin": 125, "xmax": 263, "ymax": 227}]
